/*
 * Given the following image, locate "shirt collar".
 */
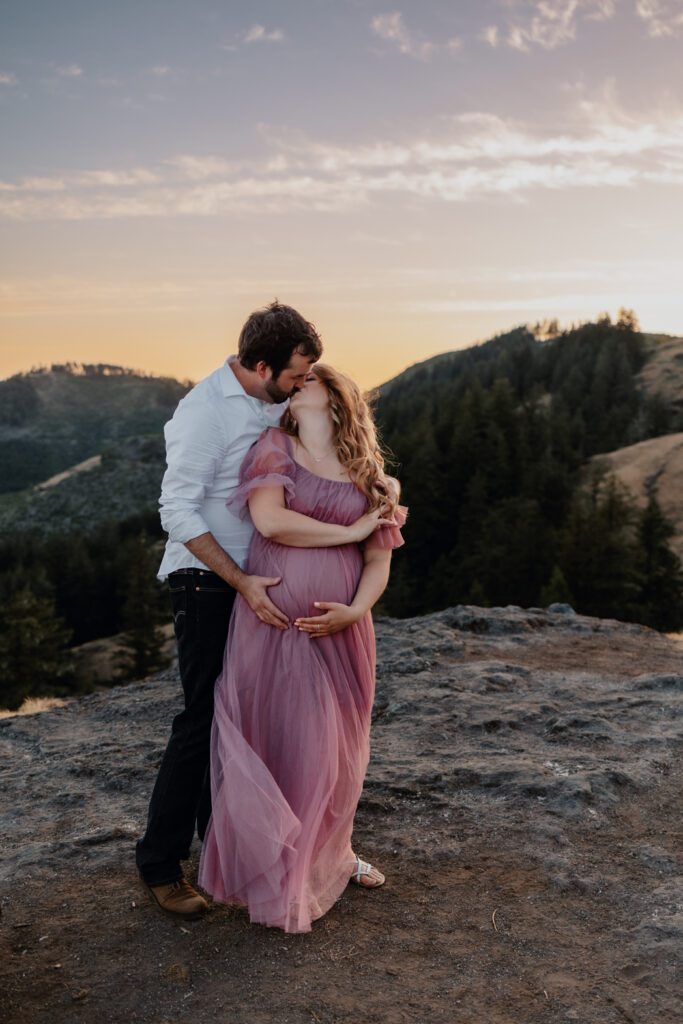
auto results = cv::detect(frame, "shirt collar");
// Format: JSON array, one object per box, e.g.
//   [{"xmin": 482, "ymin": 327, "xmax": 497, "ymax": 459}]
[
  {"xmin": 220, "ymin": 356, "xmax": 290, "ymax": 415},
  {"xmin": 220, "ymin": 356, "xmax": 248, "ymax": 399}
]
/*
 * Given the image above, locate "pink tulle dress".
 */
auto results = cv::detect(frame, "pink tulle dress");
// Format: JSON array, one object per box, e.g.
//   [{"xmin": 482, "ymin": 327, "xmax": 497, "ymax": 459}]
[{"xmin": 197, "ymin": 426, "xmax": 407, "ymax": 933}]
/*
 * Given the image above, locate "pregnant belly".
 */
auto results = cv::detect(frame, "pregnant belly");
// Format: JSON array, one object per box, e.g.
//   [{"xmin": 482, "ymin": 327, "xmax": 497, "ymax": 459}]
[{"xmin": 246, "ymin": 539, "xmax": 364, "ymax": 618}]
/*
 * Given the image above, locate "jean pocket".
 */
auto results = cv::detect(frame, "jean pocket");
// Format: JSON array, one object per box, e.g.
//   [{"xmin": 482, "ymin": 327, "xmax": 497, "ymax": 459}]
[{"xmin": 169, "ymin": 587, "xmax": 187, "ymax": 640}]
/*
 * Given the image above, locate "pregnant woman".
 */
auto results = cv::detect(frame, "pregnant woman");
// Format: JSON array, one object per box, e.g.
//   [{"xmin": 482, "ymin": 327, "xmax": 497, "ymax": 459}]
[{"xmin": 198, "ymin": 363, "xmax": 407, "ymax": 933}]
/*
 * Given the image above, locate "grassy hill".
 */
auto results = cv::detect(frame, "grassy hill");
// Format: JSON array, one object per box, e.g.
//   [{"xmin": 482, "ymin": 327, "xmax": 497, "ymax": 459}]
[
  {"xmin": 591, "ymin": 430, "xmax": 683, "ymax": 563},
  {"xmin": 637, "ymin": 333, "xmax": 683, "ymax": 415}
]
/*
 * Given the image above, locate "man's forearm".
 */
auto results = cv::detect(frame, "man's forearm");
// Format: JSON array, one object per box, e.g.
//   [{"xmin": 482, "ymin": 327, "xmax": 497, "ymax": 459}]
[{"xmin": 184, "ymin": 533, "xmax": 247, "ymax": 589}]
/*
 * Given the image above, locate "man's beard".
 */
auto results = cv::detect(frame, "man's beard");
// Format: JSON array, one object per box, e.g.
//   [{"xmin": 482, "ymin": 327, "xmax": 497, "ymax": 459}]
[{"xmin": 264, "ymin": 377, "xmax": 293, "ymax": 404}]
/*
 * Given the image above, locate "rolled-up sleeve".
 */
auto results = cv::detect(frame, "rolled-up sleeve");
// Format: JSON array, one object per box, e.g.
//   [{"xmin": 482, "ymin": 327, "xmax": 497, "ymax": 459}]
[{"xmin": 159, "ymin": 400, "xmax": 229, "ymax": 544}]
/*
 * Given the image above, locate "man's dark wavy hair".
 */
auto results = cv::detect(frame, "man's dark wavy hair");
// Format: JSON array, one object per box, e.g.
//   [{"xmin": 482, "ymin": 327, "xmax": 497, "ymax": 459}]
[{"xmin": 237, "ymin": 300, "xmax": 323, "ymax": 378}]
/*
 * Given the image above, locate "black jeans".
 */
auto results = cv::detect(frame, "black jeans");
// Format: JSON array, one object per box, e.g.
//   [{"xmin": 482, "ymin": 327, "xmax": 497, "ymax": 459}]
[{"xmin": 135, "ymin": 569, "xmax": 236, "ymax": 886}]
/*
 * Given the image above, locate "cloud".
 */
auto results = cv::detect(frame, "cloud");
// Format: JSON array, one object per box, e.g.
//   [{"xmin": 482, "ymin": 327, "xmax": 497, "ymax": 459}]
[
  {"xmin": 589, "ymin": 0, "xmax": 619, "ymax": 19},
  {"xmin": 150, "ymin": 65, "xmax": 171, "ymax": 76},
  {"xmin": 20, "ymin": 177, "xmax": 67, "ymax": 192},
  {"xmin": 56, "ymin": 64, "xmax": 83, "ymax": 77},
  {"xmin": 479, "ymin": 25, "xmax": 500, "ymax": 47},
  {"xmin": 243, "ymin": 24, "xmax": 284, "ymax": 43},
  {"xmin": 369, "ymin": 11, "xmax": 463, "ymax": 59},
  {"xmin": 0, "ymin": 72, "xmax": 17, "ymax": 85},
  {"xmin": 0, "ymin": 273, "xmax": 381, "ymax": 318},
  {"xmin": 435, "ymin": 262, "xmax": 676, "ymax": 286},
  {"xmin": 166, "ymin": 155, "xmax": 237, "ymax": 180},
  {"xmin": 0, "ymin": 276, "xmax": 236, "ymax": 316},
  {"xmin": 0, "ymin": 168, "xmax": 159, "ymax": 194},
  {"xmin": 492, "ymin": 0, "xmax": 617, "ymax": 52},
  {"xmin": 370, "ymin": 11, "xmax": 435, "ymax": 59},
  {"xmin": 76, "ymin": 169, "xmax": 160, "ymax": 186},
  {"xmin": 408, "ymin": 293, "xmax": 616, "ymax": 314},
  {"xmin": 222, "ymin": 24, "xmax": 285, "ymax": 50},
  {"xmin": 635, "ymin": 0, "xmax": 683, "ymax": 36},
  {"xmin": 2, "ymin": 87, "xmax": 683, "ymax": 220}
]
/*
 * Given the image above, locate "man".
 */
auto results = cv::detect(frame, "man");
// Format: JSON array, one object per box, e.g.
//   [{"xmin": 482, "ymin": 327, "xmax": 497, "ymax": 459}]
[{"xmin": 136, "ymin": 300, "xmax": 323, "ymax": 917}]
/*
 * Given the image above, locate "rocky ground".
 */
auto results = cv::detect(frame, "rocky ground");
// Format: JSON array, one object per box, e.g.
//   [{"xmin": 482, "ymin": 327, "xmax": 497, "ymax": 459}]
[{"xmin": 1, "ymin": 604, "xmax": 681, "ymax": 1024}]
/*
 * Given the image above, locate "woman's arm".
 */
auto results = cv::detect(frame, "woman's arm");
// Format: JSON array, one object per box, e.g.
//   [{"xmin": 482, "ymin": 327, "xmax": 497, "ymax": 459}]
[
  {"xmin": 248, "ymin": 485, "xmax": 390, "ymax": 547},
  {"xmin": 294, "ymin": 547, "xmax": 392, "ymax": 636}
]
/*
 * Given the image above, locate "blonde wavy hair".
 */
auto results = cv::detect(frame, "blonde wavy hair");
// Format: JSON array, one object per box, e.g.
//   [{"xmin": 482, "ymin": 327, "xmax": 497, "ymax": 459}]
[{"xmin": 280, "ymin": 363, "xmax": 400, "ymax": 516}]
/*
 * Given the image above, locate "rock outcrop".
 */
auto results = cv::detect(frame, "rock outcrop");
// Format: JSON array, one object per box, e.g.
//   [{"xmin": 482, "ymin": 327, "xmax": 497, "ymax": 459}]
[{"xmin": 1, "ymin": 605, "xmax": 681, "ymax": 1024}]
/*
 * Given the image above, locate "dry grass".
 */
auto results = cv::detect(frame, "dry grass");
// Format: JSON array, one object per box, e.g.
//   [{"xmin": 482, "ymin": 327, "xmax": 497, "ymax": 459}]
[{"xmin": 0, "ymin": 696, "xmax": 67, "ymax": 719}]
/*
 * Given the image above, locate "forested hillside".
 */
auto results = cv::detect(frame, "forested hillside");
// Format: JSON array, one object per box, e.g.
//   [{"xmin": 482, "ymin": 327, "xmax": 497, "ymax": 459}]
[
  {"xmin": 375, "ymin": 312, "xmax": 683, "ymax": 630},
  {"xmin": 0, "ymin": 435, "xmax": 166, "ymax": 537},
  {"xmin": 0, "ymin": 365, "xmax": 186, "ymax": 709},
  {"xmin": 3, "ymin": 315, "xmax": 683, "ymax": 710},
  {"xmin": 0, "ymin": 363, "xmax": 189, "ymax": 493}
]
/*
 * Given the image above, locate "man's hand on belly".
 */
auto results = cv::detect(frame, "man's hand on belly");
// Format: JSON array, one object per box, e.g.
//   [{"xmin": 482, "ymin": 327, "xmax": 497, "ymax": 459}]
[
  {"xmin": 240, "ymin": 574, "xmax": 289, "ymax": 630},
  {"xmin": 185, "ymin": 532, "xmax": 289, "ymax": 629}
]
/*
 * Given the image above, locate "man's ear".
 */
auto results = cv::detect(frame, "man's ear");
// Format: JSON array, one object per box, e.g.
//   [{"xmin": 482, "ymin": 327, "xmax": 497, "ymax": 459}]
[{"xmin": 254, "ymin": 360, "xmax": 272, "ymax": 381}]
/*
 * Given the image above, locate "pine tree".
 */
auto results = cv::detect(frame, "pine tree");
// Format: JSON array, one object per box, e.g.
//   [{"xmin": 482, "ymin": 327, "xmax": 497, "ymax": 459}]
[
  {"xmin": 472, "ymin": 496, "xmax": 553, "ymax": 607},
  {"xmin": 116, "ymin": 534, "xmax": 169, "ymax": 682},
  {"xmin": 560, "ymin": 474, "xmax": 642, "ymax": 620},
  {"xmin": 540, "ymin": 566, "xmax": 574, "ymax": 608},
  {"xmin": 465, "ymin": 580, "xmax": 490, "ymax": 607},
  {"xmin": 616, "ymin": 307, "xmax": 640, "ymax": 333},
  {"xmin": 635, "ymin": 496, "xmax": 683, "ymax": 630},
  {"xmin": 0, "ymin": 580, "xmax": 72, "ymax": 711}
]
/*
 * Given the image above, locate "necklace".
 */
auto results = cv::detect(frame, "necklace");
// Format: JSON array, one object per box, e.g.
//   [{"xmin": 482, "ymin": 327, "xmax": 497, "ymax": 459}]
[{"xmin": 298, "ymin": 439, "xmax": 335, "ymax": 463}]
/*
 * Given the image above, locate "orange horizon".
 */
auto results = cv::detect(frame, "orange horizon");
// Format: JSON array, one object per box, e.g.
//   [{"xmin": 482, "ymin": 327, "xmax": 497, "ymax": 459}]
[{"xmin": 3, "ymin": 318, "xmax": 682, "ymax": 393}]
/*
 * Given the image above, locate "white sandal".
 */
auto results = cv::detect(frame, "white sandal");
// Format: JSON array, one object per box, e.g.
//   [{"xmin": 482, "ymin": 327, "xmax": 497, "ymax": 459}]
[{"xmin": 350, "ymin": 856, "xmax": 385, "ymax": 888}]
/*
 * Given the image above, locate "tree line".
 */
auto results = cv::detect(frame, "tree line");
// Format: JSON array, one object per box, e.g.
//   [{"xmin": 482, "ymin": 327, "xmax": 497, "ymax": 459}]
[
  {"xmin": 0, "ymin": 515, "xmax": 169, "ymax": 709},
  {"xmin": 375, "ymin": 311, "xmax": 683, "ymax": 628},
  {"xmin": 2, "ymin": 311, "xmax": 683, "ymax": 709}
]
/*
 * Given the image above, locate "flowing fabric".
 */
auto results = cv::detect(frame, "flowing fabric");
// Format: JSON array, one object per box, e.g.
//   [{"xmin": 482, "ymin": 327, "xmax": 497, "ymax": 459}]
[{"xmin": 198, "ymin": 427, "xmax": 407, "ymax": 933}]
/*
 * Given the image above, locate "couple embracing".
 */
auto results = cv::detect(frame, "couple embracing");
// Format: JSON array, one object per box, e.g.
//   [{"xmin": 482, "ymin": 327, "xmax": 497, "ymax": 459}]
[{"xmin": 135, "ymin": 301, "xmax": 407, "ymax": 934}]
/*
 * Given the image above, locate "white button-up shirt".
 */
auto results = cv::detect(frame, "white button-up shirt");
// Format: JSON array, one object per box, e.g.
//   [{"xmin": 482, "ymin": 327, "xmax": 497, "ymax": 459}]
[{"xmin": 157, "ymin": 356, "xmax": 288, "ymax": 579}]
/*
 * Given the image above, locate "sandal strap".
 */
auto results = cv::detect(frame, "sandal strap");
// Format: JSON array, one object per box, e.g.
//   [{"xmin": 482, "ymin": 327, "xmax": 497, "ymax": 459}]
[{"xmin": 352, "ymin": 857, "xmax": 373, "ymax": 881}]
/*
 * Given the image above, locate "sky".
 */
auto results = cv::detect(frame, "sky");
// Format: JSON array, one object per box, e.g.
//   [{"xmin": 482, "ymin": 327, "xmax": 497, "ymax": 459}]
[{"xmin": 1, "ymin": 0, "xmax": 683, "ymax": 390}]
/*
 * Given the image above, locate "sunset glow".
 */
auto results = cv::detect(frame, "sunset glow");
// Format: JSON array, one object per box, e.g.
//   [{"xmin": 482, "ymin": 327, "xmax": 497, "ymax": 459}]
[{"xmin": 2, "ymin": 1, "xmax": 683, "ymax": 389}]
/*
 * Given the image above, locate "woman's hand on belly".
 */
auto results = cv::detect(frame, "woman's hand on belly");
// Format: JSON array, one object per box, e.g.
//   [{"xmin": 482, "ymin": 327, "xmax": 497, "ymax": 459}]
[{"xmin": 294, "ymin": 601, "xmax": 363, "ymax": 638}]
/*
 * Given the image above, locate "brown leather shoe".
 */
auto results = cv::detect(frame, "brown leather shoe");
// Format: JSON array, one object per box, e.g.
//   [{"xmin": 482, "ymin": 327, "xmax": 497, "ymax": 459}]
[{"xmin": 144, "ymin": 878, "xmax": 209, "ymax": 919}]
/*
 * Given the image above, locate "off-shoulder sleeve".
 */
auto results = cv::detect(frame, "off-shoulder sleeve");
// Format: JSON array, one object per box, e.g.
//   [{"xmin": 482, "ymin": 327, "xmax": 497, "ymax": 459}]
[
  {"xmin": 363, "ymin": 504, "xmax": 408, "ymax": 552},
  {"xmin": 226, "ymin": 428, "xmax": 296, "ymax": 521}
]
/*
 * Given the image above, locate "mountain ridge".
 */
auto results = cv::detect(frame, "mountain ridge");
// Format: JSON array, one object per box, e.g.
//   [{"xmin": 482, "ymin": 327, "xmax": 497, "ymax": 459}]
[
  {"xmin": 2, "ymin": 325, "xmax": 683, "ymax": 543},
  {"xmin": 0, "ymin": 364, "xmax": 190, "ymax": 494},
  {"xmin": 376, "ymin": 328, "xmax": 683, "ymax": 397}
]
